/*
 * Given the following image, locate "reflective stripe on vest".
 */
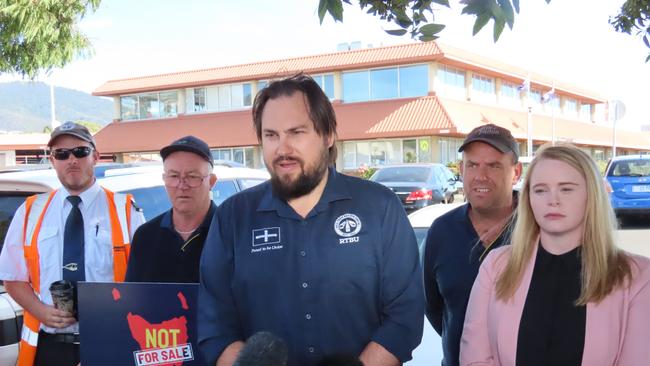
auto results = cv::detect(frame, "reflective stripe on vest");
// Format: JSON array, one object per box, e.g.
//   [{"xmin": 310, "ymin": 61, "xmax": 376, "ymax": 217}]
[{"xmin": 17, "ymin": 188, "xmax": 133, "ymax": 366}]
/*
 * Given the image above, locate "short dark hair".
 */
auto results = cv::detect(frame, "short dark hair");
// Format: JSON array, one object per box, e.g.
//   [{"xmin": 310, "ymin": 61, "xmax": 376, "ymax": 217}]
[{"xmin": 252, "ymin": 73, "xmax": 338, "ymax": 164}]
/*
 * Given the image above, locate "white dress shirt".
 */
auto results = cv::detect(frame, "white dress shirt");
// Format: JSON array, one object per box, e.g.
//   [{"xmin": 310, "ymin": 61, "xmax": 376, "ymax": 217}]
[{"xmin": 0, "ymin": 181, "xmax": 145, "ymax": 333}]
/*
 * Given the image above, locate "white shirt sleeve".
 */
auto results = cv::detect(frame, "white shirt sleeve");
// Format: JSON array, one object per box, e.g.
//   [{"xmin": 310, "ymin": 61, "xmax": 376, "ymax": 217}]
[
  {"xmin": 129, "ymin": 206, "xmax": 146, "ymax": 241},
  {"xmin": 0, "ymin": 203, "xmax": 30, "ymax": 281}
]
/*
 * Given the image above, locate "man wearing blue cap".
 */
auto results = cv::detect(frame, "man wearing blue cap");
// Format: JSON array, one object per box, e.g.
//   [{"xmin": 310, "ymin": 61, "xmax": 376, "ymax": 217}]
[{"xmin": 126, "ymin": 135, "xmax": 217, "ymax": 283}]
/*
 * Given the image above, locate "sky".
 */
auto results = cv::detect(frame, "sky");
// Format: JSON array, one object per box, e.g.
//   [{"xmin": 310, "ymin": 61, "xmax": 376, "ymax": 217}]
[{"xmin": 2, "ymin": 0, "xmax": 648, "ymax": 130}]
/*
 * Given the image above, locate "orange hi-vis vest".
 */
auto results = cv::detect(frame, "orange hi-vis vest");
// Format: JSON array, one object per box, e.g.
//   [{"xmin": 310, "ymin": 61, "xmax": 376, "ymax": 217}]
[{"xmin": 17, "ymin": 188, "xmax": 134, "ymax": 366}]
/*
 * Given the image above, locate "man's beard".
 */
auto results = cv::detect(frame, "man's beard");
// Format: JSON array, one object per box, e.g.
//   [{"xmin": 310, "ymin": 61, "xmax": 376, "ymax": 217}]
[{"xmin": 270, "ymin": 148, "xmax": 330, "ymax": 201}]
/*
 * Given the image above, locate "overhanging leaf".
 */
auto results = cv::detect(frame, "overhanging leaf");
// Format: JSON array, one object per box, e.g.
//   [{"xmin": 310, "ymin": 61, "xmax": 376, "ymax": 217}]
[
  {"xmin": 493, "ymin": 18, "xmax": 506, "ymax": 42},
  {"xmin": 385, "ymin": 28, "xmax": 408, "ymax": 36},
  {"xmin": 473, "ymin": 13, "xmax": 491, "ymax": 36},
  {"xmin": 420, "ymin": 23, "xmax": 446, "ymax": 36},
  {"xmin": 432, "ymin": 0, "xmax": 451, "ymax": 7},
  {"xmin": 496, "ymin": 0, "xmax": 515, "ymax": 29}
]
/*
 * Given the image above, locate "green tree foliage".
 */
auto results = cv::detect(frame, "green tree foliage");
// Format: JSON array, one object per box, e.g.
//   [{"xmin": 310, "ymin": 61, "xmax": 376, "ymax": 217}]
[
  {"xmin": 318, "ymin": 0, "xmax": 550, "ymax": 42},
  {"xmin": 319, "ymin": 0, "xmax": 650, "ymax": 61},
  {"xmin": 75, "ymin": 120, "xmax": 102, "ymax": 133},
  {"xmin": 610, "ymin": 0, "xmax": 650, "ymax": 62},
  {"xmin": 0, "ymin": 0, "xmax": 100, "ymax": 78},
  {"xmin": 43, "ymin": 120, "xmax": 101, "ymax": 134}
]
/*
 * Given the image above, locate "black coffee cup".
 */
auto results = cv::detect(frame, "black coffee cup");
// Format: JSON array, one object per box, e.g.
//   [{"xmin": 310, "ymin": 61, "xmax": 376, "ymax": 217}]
[{"xmin": 49, "ymin": 280, "xmax": 76, "ymax": 317}]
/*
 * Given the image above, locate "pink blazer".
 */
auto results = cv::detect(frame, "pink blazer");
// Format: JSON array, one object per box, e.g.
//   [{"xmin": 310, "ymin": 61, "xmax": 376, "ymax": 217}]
[{"xmin": 460, "ymin": 244, "xmax": 650, "ymax": 366}]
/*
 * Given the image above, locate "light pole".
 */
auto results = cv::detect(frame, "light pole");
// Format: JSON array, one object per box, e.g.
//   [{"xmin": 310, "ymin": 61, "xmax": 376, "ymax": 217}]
[{"xmin": 610, "ymin": 100, "xmax": 626, "ymax": 158}]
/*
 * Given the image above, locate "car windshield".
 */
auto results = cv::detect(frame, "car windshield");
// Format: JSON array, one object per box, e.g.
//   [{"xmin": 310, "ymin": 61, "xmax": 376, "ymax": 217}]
[
  {"xmin": 0, "ymin": 192, "xmax": 37, "ymax": 248},
  {"xmin": 608, "ymin": 160, "xmax": 650, "ymax": 177},
  {"xmin": 373, "ymin": 167, "xmax": 430, "ymax": 183}
]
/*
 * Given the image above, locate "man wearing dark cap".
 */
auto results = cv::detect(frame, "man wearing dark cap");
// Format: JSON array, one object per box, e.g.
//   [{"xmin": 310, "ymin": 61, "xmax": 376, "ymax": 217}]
[
  {"xmin": 422, "ymin": 123, "xmax": 522, "ymax": 366},
  {"xmin": 125, "ymin": 135, "xmax": 217, "ymax": 283},
  {"xmin": 0, "ymin": 121, "xmax": 145, "ymax": 366}
]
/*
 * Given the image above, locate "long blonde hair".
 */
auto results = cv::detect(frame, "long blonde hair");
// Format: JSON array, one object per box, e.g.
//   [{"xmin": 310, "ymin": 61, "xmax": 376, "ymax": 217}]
[{"xmin": 495, "ymin": 143, "xmax": 631, "ymax": 304}]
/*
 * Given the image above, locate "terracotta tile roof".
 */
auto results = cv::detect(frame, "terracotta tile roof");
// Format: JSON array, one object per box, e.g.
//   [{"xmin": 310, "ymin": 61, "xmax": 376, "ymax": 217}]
[
  {"xmin": 94, "ymin": 97, "xmax": 454, "ymax": 154},
  {"xmin": 438, "ymin": 98, "xmax": 650, "ymax": 149},
  {"xmin": 365, "ymin": 96, "xmax": 455, "ymax": 136},
  {"xmin": 93, "ymin": 42, "xmax": 444, "ymax": 96},
  {"xmin": 0, "ymin": 133, "xmax": 50, "ymax": 150},
  {"xmin": 95, "ymin": 96, "xmax": 647, "ymax": 155},
  {"xmin": 94, "ymin": 110, "xmax": 258, "ymax": 154}
]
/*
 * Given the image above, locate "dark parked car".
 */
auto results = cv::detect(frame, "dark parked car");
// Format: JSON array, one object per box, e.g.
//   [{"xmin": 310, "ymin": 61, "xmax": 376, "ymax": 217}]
[
  {"xmin": 604, "ymin": 155, "xmax": 650, "ymax": 221},
  {"xmin": 369, "ymin": 164, "xmax": 457, "ymax": 213}
]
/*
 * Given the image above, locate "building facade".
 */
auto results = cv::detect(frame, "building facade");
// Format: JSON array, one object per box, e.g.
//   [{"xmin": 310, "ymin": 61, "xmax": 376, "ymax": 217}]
[{"xmin": 92, "ymin": 41, "xmax": 650, "ymax": 170}]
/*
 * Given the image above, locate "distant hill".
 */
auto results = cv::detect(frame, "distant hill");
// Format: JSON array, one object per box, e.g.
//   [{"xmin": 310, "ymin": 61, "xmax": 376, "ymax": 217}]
[{"xmin": 0, "ymin": 81, "xmax": 112, "ymax": 132}]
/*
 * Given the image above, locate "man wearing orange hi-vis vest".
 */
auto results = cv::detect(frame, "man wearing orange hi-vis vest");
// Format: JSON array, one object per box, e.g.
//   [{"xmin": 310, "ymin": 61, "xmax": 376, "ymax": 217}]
[{"xmin": 0, "ymin": 122, "xmax": 145, "ymax": 366}]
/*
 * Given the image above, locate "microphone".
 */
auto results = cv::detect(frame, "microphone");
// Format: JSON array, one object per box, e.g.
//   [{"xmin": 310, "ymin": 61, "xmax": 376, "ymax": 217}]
[
  {"xmin": 317, "ymin": 354, "xmax": 364, "ymax": 366},
  {"xmin": 234, "ymin": 331, "xmax": 288, "ymax": 366}
]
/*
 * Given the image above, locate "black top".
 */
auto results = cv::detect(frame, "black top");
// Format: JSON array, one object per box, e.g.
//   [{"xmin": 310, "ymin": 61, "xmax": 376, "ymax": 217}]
[
  {"xmin": 125, "ymin": 202, "xmax": 216, "ymax": 283},
  {"xmin": 423, "ymin": 203, "xmax": 514, "ymax": 366},
  {"xmin": 517, "ymin": 243, "xmax": 586, "ymax": 366}
]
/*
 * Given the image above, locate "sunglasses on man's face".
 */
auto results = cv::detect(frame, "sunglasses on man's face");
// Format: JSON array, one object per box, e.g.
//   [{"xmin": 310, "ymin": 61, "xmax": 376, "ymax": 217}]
[{"xmin": 51, "ymin": 146, "xmax": 94, "ymax": 160}]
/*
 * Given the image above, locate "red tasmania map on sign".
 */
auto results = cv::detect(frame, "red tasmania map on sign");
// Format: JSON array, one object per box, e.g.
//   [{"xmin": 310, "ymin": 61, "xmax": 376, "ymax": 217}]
[{"xmin": 114, "ymin": 288, "xmax": 194, "ymax": 366}]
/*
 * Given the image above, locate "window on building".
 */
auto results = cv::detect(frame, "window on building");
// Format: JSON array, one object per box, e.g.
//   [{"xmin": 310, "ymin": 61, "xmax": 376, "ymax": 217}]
[
  {"xmin": 418, "ymin": 137, "xmax": 432, "ymax": 163},
  {"xmin": 120, "ymin": 96, "xmax": 138, "ymax": 120},
  {"xmin": 159, "ymin": 91, "xmax": 178, "ymax": 117},
  {"xmin": 185, "ymin": 83, "xmax": 253, "ymax": 114},
  {"xmin": 218, "ymin": 85, "xmax": 231, "ymax": 110},
  {"xmin": 257, "ymin": 81, "xmax": 267, "ymax": 91},
  {"xmin": 472, "ymin": 74, "xmax": 495, "ymax": 94},
  {"xmin": 472, "ymin": 74, "xmax": 495, "ymax": 103},
  {"xmin": 194, "ymin": 88, "xmax": 206, "ymax": 112},
  {"xmin": 547, "ymin": 95, "xmax": 560, "ymax": 114},
  {"xmin": 437, "ymin": 65, "xmax": 465, "ymax": 88},
  {"xmin": 313, "ymin": 74, "xmax": 335, "ymax": 99},
  {"xmin": 356, "ymin": 141, "xmax": 370, "ymax": 167},
  {"xmin": 371, "ymin": 68, "xmax": 399, "ymax": 100},
  {"xmin": 342, "ymin": 70, "xmax": 370, "ymax": 102},
  {"xmin": 565, "ymin": 98, "xmax": 578, "ymax": 118},
  {"xmin": 211, "ymin": 147, "xmax": 256, "ymax": 167},
  {"xmin": 369, "ymin": 140, "xmax": 401, "ymax": 165},
  {"xmin": 500, "ymin": 81, "xmax": 520, "ymax": 108},
  {"xmin": 342, "ymin": 64, "xmax": 429, "ymax": 103},
  {"xmin": 243, "ymin": 83, "xmax": 252, "ymax": 106},
  {"xmin": 120, "ymin": 91, "xmax": 180, "ymax": 121},
  {"xmin": 403, "ymin": 139, "xmax": 417, "ymax": 163},
  {"xmin": 343, "ymin": 138, "xmax": 435, "ymax": 169},
  {"xmin": 438, "ymin": 137, "xmax": 464, "ymax": 164},
  {"xmin": 399, "ymin": 64, "xmax": 428, "ymax": 98},
  {"xmin": 529, "ymin": 89, "xmax": 542, "ymax": 109},
  {"xmin": 138, "ymin": 94, "xmax": 160, "ymax": 119},
  {"xmin": 231, "ymin": 84, "xmax": 244, "ymax": 108},
  {"xmin": 580, "ymin": 103, "xmax": 592, "ymax": 121},
  {"xmin": 343, "ymin": 142, "xmax": 357, "ymax": 170},
  {"xmin": 436, "ymin": 65, "xmax": 466, "ymax": 99}
]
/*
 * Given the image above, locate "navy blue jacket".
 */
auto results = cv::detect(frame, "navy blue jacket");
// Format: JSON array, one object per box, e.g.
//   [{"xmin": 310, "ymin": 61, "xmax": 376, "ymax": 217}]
[
  {"xmin": 423, "ymin": 204, "xmax": 512, "ymax": 366},
  {"xmin": 198, "ymin": 168, "xmax": 424, "ymax": 366},
  {"xmin": 126, "ymin": 202, "xmax": 216, "ymax": 283}
]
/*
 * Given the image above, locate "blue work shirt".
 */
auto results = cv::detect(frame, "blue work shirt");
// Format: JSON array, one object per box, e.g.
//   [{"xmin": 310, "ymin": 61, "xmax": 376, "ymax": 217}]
[
  {"xmin": 198, "ymin": 168, "xmax": 424, "ymax": 366},
  {"xmin": 423, "ymin": 203, "xmax": 513, "ymax": 366}
]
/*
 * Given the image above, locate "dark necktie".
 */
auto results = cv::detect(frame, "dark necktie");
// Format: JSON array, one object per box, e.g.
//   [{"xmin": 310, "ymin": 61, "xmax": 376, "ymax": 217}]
[{"xmin": 63, "ymin": 195, "xmax": 85, "ymax": 283}]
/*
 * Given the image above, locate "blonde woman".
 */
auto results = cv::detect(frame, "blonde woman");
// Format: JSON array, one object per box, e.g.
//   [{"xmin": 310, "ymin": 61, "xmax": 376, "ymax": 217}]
[{"xmin": 460, "ymin": 143, "xmax": 650, "ymax": 366}]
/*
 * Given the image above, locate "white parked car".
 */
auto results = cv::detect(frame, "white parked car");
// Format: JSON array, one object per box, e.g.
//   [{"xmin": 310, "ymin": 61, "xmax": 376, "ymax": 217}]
[
  {"xmin": 405, "ymin": 202, "xmax": 463, "ymax": 366},
  {"xmin": 408, "ymin": 202, "xmax": 464, "ymax": 258},
  {"xmin": 0, "ymin": 163, "xmax": 269, "ymax": 363}
]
